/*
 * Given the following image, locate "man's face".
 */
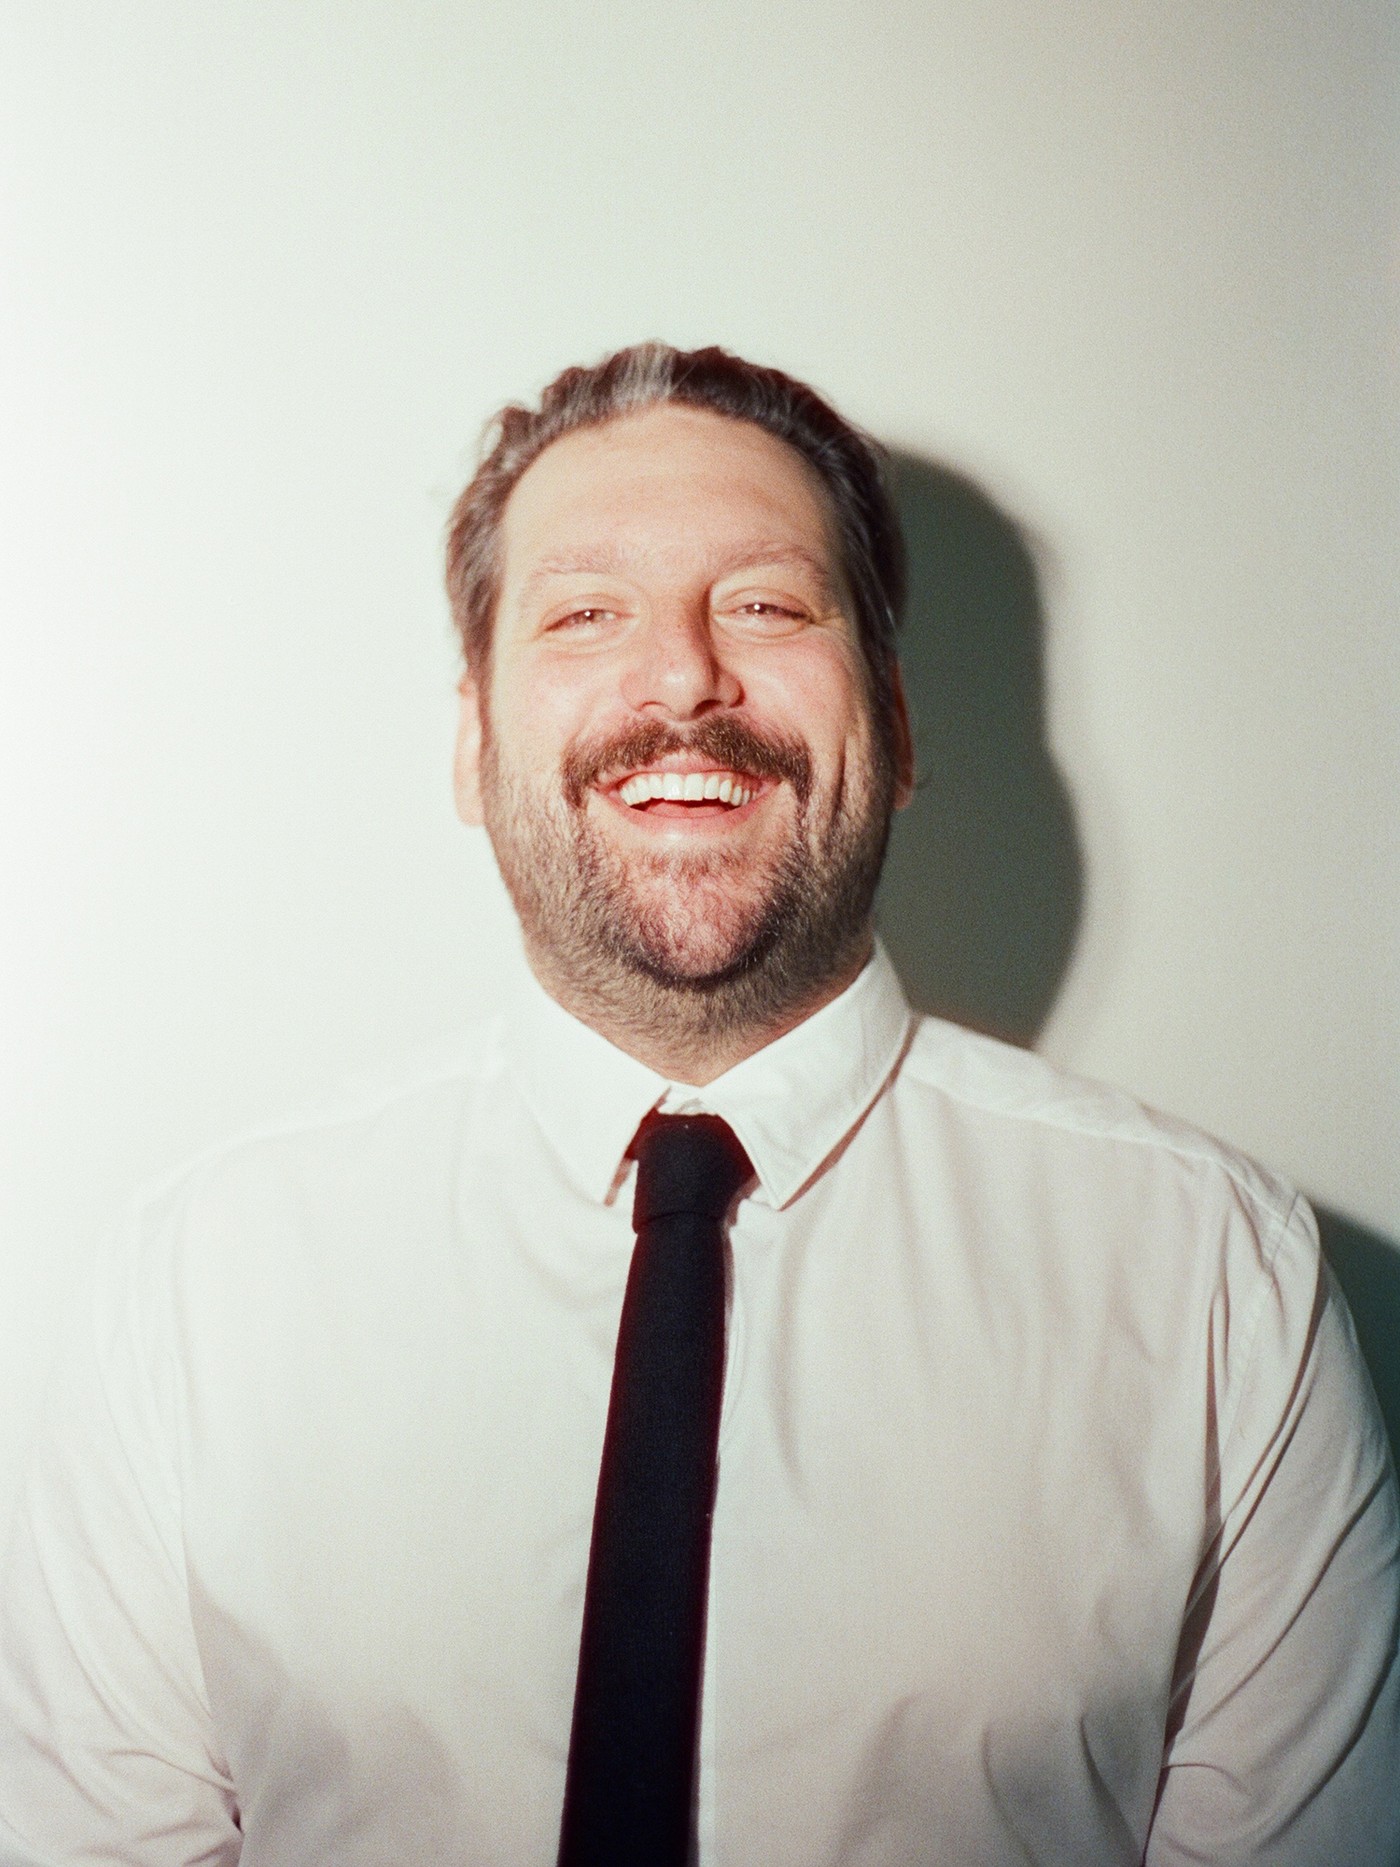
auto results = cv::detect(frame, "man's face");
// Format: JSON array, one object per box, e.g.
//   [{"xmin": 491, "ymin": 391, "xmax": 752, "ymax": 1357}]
[{"xmin": 454, "ymin": 403, "xmax": 911, "ymax": 1034}]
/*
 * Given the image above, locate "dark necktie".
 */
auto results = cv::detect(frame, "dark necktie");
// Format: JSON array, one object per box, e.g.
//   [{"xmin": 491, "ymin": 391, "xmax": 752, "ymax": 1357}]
[{"xmin": 557, "ymin": 1111, "xmax": 753, "ymax": 1867}]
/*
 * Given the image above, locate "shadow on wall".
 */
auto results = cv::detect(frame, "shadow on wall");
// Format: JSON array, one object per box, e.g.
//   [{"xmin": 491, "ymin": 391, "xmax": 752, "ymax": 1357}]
[
  {"xmin": 875, "ymin": 452, "xmax": 1081, "ymax": 1045},
  {"xmin": 1319, "ymin": 1209, "xmax": 1400, "ymax": 1470},
  {"xmin": 875, "ymin": 450, "xmax": 1400, "ymax": 1472}
]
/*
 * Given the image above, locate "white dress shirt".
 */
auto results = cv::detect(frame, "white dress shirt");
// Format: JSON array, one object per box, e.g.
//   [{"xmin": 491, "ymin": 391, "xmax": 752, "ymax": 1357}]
[{"xmin": 2, "ymin": 946, "xmax": 1397, "ymax": 1865}]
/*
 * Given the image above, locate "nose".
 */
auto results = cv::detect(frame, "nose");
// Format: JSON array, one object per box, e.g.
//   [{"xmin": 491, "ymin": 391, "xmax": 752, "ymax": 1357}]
[{"xmin": 617, "ymin": 598, "xmax": 742, "ymax": 719}]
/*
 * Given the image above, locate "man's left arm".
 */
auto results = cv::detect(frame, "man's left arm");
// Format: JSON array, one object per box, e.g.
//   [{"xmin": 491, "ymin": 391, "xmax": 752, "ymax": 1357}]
[{"xmin": 1148, "ymin": 1194, "xmax": 1400, "ymax": 1866}]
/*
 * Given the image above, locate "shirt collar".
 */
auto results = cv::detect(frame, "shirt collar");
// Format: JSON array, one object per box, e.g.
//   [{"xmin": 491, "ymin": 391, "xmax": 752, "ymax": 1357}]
[{"xmin": 507, "ymin": 943, "xmax": 913, "ymax": 1210}]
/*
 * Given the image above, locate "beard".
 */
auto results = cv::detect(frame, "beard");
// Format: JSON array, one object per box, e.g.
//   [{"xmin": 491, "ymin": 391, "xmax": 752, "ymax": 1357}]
[{"xmin": 478, "ymin": 710, "xmax": 896, "ymax": 1053}]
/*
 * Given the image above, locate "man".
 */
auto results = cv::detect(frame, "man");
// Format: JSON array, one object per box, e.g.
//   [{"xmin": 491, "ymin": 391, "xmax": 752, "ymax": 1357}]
[{"xmin": 1, "ymin": 343, "xmax": 1396, "ymax": 1865}]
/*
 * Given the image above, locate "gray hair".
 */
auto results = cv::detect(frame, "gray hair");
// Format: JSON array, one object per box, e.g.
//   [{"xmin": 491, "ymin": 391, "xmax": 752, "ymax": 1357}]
[{"xmin": 444, "ymin": 343, "xmax": 906, "ymax": 733}]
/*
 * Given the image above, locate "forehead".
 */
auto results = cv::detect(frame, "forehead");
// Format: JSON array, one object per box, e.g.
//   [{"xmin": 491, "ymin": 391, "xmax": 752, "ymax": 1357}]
[{"xmin": 498, "ymin": 404, "xmax": 842, "ymax": 592}]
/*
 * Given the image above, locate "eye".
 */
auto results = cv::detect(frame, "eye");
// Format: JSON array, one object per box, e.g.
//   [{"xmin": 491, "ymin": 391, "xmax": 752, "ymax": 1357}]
[
  {"xmin": 720, "ymin": 598, "xmax": 809, "ymax": 636},
  {"xmin": 547, "ymin": 606, "xmax": 620, "ymax": 634}
]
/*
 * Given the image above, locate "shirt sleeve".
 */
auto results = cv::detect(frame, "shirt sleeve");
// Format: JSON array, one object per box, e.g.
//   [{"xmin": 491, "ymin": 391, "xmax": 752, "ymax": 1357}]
[
  {"xmin": 1146, "ymin": 1193, "xmax": 1400, "ymax": 1866},
  {"xmin": 0, "ymin": 1220, "xmax": 241, "ymax": 1867}
]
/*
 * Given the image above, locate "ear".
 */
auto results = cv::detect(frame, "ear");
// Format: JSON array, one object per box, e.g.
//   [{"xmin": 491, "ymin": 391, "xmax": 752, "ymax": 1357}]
[
  {"xmin": 889, "ymin": 664, "xmax": 916, "ymax": 811},
  {"xmin": 452, "ymin": 672, "xmax": 486, "ymax": 827}
]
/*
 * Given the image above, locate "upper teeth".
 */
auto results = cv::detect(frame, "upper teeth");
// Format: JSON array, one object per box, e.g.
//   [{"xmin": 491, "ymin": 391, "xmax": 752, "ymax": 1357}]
[{"xmin": 617, "ymin": 771, "xmax": 754, "ymax": 808}]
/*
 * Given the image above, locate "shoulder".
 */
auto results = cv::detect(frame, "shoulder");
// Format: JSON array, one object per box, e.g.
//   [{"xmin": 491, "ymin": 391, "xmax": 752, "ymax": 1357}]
[
  {"xmin": 890, "ymin": 1018, "xmax": 1342, "ymax": 1465},
  {"xmin": 120, "ymin": 1014, "xmax": 512, "ymax": 1262},
  {"xmin": 895, "ymin": 1012, "xmax": 1305, "ymax": 1261}
]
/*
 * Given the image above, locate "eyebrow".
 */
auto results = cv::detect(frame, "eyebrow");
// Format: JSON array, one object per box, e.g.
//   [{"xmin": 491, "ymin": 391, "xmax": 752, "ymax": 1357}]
[{"xmin": 517, "ymin": 541, "xmax": 842, "ymax": 605}]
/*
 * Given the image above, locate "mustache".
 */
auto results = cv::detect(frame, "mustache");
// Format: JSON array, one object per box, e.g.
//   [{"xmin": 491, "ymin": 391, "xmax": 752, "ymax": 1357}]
[{"xmin": 562, "ymin": 716, "xmax": 813, "ymax": 810}]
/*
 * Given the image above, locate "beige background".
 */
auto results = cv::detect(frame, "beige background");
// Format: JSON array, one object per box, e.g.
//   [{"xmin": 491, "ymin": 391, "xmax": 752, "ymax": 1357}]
[{"xmin": 1, "ymin": 0, "xmax": 1395, "ymax": 1527}]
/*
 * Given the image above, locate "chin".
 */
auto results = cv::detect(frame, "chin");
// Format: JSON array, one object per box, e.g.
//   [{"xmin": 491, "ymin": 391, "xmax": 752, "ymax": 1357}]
[{"xmin": 619, "ymin": 887, "xmax": 778, "ymax": 987}]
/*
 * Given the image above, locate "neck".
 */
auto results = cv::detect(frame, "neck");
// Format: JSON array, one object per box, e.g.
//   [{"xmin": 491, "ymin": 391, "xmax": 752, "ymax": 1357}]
[{"xmin": 524, "ymin": 935, "xmax": 873, "ymax": 1085}]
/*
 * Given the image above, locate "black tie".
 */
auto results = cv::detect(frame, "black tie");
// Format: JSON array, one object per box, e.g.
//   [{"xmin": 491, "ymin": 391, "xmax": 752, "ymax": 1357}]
[{"xmin": 557, "ymin": 1112, "xmax": 753, "ymax": 1867}]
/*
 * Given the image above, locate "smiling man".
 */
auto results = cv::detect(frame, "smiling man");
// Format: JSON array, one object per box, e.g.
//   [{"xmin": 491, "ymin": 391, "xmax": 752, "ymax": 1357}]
[
  {"xmin": 1, "ymin": 345, "xmax": 1397, "ymax": 1867},
  {"xmin": 453, "ymin": 394, "xmax": 908, "ymax": 1081}
]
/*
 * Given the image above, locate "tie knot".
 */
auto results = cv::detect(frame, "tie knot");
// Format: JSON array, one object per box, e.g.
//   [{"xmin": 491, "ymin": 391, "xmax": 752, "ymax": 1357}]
[{"xmin": 630, "ymin": 1112, "xmax": 753, "ymax": 1230}]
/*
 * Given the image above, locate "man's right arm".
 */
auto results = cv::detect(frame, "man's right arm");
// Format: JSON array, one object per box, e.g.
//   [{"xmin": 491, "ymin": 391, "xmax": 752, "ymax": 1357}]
[{"xmin": 0, "ymin": 1223, "xmax": 240, "ymax": 1866}]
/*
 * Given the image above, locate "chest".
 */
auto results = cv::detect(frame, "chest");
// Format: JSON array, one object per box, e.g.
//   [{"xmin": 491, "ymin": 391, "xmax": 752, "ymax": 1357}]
[{"xmin": 182, "ymin": 1156, "xmax": 1207, "ymax": 1864}]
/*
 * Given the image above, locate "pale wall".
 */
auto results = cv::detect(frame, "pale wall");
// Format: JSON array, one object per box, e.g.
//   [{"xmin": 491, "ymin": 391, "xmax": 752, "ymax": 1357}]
[{"xmin": 1, "ymin": 0, "xmax": 1395, "ymax": 1523}]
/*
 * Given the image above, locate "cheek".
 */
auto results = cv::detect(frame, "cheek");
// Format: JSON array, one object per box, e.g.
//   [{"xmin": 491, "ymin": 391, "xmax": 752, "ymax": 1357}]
[
  {"xmin": 491, "ymin": 659, "xmax": 607, "ymax": 769},
  {"xmin": 746, "ymin": 644, "xmax": 869, "ymax": 761}
]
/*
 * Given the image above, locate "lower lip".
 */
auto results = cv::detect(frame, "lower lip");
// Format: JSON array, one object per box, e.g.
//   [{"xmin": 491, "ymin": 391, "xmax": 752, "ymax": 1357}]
[{"xmin": 596, "ymin": 788, "xmax": 764, "ymax": 825}]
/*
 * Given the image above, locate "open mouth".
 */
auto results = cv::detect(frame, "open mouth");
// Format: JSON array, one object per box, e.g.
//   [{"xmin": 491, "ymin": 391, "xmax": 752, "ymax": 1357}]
[
  {"xmin": 614, "ymin": 768, "xmax": 757, "ymax": 810},
  {"xmin": 564, "ymin": 719, "xmax": 810, "ymax": 815}
]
